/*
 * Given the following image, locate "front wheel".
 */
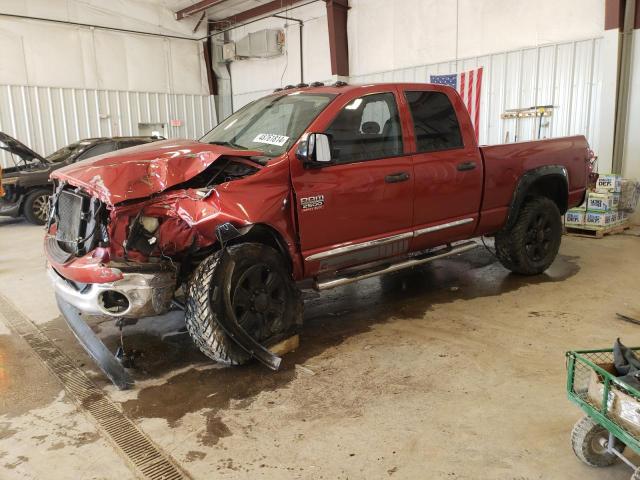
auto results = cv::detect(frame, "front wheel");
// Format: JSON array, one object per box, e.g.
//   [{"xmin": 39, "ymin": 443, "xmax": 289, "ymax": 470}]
[
  {"xmin": 571, "ymin": 416, "xmax": 623, "ymax": 467},
  {"xmin": 23, "ymin": 188, "xmax": 51, "ymax": 225},
  {"xmin": 184, "ymin": 243, "xmax": 302, "ymax": 365},
  {"xmin": 494, "ymin": 196, "xmax": 562, "ymax": 275}
]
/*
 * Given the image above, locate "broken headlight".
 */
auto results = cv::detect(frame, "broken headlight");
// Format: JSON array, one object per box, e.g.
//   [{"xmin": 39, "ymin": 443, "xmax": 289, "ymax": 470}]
[
  {"xmin": 139, "ymin": 216, "xmax": 160, "ymax": 234},
  {"xmin": 125, "ymin": 215, "xmax": 160, "ymax": 255}
]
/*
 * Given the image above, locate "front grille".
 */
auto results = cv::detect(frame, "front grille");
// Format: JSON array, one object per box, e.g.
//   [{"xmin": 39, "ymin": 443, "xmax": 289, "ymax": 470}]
[
  {"xmin": 55, "ymin": 191, "xmax": 85, "ymax": 253},
  {"xmin": 53, "ymin": 189, "xmax": 107, "ymax": 256}
]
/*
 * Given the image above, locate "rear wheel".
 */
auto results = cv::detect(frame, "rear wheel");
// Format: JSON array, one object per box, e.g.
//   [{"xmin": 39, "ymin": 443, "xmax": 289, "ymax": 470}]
[
  {"xmin": 571, "ymin": 416, "xmax": 623, "ymax": 467},
  {"xmin": 23, "ymin": 188, "xmax": 51, "ymax": 225},
  {"xmin": 494, "ymin": 196, "xmax": 562, "ymax": 275},
  {"xmin": 185, "ymin": 243, "xmax": 302, "ymax": 365}
]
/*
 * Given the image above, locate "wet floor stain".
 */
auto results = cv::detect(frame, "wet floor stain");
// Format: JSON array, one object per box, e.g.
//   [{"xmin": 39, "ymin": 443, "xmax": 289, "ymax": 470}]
[
  {"xmin": 0, "ymin": 334, "xmax": 63, "ymax": 418},
  {"xmin": 198, "ymin": 416, "xmax": 232, "ymax": 446},
  {"xmin": 185, "ymin": 450, "xmax": 207, "ymax": 462},
  {"xmin": 4, "ymin": 455, "xmax": 28, "ymax": 469},
  {"xmin": 116, "ymin": 248, "xmax": 580, "ymax": 442}
]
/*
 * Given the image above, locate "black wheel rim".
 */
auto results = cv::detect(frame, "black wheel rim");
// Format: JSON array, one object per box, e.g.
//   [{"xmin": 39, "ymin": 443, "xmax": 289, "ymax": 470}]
[
  {"xmin": 33, "ymin": 194, "xmax": 50, "ymax": 222},
  {"xmin": 524, "ymin": 212, "xmax": 553, "ymax": 262},
  {"xmin": 231, "ymin": 263, "xmax": 286, "ymax": 343}
]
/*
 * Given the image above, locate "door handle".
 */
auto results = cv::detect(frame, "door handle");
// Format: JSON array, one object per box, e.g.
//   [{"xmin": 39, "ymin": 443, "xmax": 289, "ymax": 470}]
[
  {"xmin": 385, "ymin": 172, "xmax": 410, "ymax": 183},
  {"xmin": 457, "ymin": 161, "xmax": 477, "ymax": 171}
]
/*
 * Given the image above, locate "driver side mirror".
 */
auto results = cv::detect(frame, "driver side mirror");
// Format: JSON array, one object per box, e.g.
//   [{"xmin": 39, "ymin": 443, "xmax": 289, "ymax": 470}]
[{"xmin": 296, "ymin": 133, "xmax": 333, "ymax": 168}]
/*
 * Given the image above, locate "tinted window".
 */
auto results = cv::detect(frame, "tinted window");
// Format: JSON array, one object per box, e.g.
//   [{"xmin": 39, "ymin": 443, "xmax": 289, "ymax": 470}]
[
  {"xmin": 405, "ymin": 91, "xmax": 463, "ymax": 152},
  {"xmin": 76, "ymin": 141, "xmax": 116, "ymax": 161},
  {"xmin": 325, "ymin": 92, "xmax": 403, "ymax": 164}
]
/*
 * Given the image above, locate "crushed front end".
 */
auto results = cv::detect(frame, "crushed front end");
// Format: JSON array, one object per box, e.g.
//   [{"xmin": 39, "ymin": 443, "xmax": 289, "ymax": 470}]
[
  {"xmin": 44, "ymin": 182, "xmax": 186, "ymax": 389},
  {"xmin": 45, "ymin": 184, "xmax": 177, "ymax": 319}
]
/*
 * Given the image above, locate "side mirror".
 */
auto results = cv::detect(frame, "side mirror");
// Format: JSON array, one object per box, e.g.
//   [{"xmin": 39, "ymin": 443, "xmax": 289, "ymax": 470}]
[{"xmin": 296, "ymin": 133, "xmax": 333, "ymax": 168}]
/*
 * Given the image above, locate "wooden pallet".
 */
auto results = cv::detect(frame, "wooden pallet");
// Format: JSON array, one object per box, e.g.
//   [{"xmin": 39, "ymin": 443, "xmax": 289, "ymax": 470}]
[{"xmin": 565, "ymin": 219, "xmax": 631, "ymax": 238}]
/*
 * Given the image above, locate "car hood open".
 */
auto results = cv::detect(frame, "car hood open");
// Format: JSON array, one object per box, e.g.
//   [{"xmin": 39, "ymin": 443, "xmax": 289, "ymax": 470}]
[
  {"xmin": 0, "ymin": 131, "xmax": 48, "ymax": 166},
  {"xmin": 51, "ymin": 139, "xmax": 264, "ymax": 205}
]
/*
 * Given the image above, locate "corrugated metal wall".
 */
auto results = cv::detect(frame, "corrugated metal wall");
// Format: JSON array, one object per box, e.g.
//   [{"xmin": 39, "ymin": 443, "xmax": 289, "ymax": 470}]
[
  {"xmin": 350, "ymin": 37, "xmax": 602, "ymax": 150},
  {"xmin": 0, "ymin": 85, "xmax": 217, "ymax": 167}
]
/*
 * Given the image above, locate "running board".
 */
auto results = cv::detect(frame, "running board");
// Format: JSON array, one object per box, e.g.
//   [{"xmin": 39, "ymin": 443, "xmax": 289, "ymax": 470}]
[{"xmin": 314, "ymin": 241, "xmax": 478, "ymax": 291}]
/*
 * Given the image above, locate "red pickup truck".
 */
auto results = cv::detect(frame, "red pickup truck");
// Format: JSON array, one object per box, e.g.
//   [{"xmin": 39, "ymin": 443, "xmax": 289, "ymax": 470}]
[{"xmin": 45, "ymin": 82, "xmax": 589, "ymax": 387}]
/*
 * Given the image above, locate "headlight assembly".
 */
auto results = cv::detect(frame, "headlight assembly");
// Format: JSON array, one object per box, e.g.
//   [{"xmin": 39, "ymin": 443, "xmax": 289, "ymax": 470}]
[{"xmin": 139, "ymin": 216, "xmax": 160, "ymax": 233}]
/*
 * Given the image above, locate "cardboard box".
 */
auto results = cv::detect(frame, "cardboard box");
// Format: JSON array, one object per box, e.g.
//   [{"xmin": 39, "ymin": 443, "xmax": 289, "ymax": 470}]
[
  {"xmin": 587, "ymin": 364, "xmax": 640, "ymax": 436},
  {"xmin": 587, "ymin": 192, "xmax": 620, "ymax": 212},
  {"xmin": 595, "ymin": 174, "xmax": 622, "ymax": 193},
  {"xmin": 584, "ymin": 211, "xmax": 617, "ymax": 227},
  {"xmin": 565, "ymin": 209, "xmax": 585, "ymax": 226}
]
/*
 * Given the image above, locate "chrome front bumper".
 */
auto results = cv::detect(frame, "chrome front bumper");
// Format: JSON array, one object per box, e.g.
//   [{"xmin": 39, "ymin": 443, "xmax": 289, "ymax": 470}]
[{"xmin": 48, "ymin": 266, "xmax": 176, "ymax": 318}]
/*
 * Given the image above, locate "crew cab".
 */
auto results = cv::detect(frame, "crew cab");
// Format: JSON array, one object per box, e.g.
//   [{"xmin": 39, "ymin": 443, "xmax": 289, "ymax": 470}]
[{"xmin": 44, "ymin": 82, "xmax": 589, "ymax": 387}]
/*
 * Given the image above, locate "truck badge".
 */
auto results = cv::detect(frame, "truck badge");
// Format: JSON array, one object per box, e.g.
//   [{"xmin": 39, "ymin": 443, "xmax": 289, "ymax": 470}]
[{"xmin": 300, "ymin": 195, "xmax": 325, "ymax": 211}]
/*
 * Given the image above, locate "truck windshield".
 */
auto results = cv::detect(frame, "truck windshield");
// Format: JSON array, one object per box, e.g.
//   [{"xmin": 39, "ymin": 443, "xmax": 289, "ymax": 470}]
[{"xmin": 200, "ymin": 92, "xmax": 335, "ymax": 157}]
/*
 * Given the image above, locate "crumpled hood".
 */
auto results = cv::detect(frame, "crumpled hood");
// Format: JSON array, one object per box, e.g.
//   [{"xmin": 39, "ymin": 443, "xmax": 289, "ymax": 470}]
[{"xmin": 51, "ymin": 139, "xmax": 262, "ymax": 205}]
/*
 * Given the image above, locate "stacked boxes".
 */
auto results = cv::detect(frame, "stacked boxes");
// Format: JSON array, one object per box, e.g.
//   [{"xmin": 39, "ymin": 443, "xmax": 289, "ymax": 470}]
[{"xmin": 564, "ymin": 174, "xmax": 629, "ymax": 229}]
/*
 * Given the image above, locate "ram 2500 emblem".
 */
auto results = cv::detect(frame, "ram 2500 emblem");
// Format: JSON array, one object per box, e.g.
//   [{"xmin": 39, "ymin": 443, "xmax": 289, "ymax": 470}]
[{"xmin": 300, "ymin": 195, "xmax": 325, "ymax": 211}]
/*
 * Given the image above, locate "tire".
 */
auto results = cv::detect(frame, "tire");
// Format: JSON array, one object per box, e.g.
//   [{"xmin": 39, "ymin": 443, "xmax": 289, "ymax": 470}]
[
  {"xmin": 494, "ymin": 196, "xmax": 562, "ymax": 275},
  {"xmin": 184, "ymin": 243, "xmax": 302, "ymax": 365},
  {"xmin": 23, "ymin": 188, "xmax": 51, "ymax": 225},
  {"xmin": 571, "ymin": 416, "xmax": 623, "ymax": 467}
]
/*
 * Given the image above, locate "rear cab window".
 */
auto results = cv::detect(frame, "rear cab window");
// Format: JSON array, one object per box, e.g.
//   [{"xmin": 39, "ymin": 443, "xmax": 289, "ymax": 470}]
[{"xmin": 404, "ymin": 90, "xmax": 463, "ymax": 153}]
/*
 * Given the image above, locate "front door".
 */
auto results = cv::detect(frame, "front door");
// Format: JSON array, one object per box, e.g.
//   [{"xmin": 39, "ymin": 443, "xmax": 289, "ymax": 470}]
[{"xmin": 291, "ymin": 89, "xmax": 414, "ymax": 276}]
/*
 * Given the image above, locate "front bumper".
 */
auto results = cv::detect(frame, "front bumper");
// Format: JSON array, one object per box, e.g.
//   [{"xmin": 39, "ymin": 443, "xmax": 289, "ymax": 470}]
[{"xmin": 48, "ymin": 266, "xmax": 176, "ymax": 318}]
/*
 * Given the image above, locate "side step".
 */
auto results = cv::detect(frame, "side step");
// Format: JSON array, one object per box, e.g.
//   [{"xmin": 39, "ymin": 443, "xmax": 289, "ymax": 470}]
[{"xmin": 314, "ymin": 241, "xmax": 478, "ymax": 291}]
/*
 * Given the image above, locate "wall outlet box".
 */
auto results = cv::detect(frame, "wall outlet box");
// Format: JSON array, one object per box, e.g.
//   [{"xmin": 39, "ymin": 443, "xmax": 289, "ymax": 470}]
[
  {"xmin": 587, "ymin": 192, "xmax": 620, "ymax": 212},
  {"xmin": 584, "ymin": 211, "xmax": 617, "ymax": 227},
  {"xmin": 565, "ymin": 210, "xmax": 585, "ymax": 225},
  {"xmin": 595, "ymin": 174, "xmax": 622, "ymax": 193}
]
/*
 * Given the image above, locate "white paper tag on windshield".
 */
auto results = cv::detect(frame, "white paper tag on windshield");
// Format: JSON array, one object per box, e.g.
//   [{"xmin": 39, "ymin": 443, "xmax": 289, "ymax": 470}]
[{"xmin": 253, "ymin": 133, "xmax": 289, "ymax": 146}]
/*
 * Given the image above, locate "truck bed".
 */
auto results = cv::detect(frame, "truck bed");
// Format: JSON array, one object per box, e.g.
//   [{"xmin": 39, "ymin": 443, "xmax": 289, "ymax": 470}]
[{"xmin": 477, "ymin": 135, "xmax": 589, "ymax": 234}]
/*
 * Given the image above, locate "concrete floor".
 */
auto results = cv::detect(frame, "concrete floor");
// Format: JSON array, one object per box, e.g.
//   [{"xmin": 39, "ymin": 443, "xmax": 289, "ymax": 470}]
[{"xmin": 1, "ymin": 217, "xmax": 639, "ymax": 480}]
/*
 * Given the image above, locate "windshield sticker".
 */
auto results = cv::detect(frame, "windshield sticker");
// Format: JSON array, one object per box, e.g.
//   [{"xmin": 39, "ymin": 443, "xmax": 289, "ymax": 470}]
[{"xmin": 253, "ymin": 133, "xmax": 289, "ymax": 147}]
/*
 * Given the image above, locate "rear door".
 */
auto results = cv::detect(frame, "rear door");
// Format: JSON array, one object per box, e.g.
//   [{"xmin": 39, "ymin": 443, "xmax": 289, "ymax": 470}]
[
  {"xmin": 291, "ymin": 88, "xmax": 414, "ymax": 275},
  {"xmin": 401, "ymin": 87, "xmax": 483, "ymax": 250}
]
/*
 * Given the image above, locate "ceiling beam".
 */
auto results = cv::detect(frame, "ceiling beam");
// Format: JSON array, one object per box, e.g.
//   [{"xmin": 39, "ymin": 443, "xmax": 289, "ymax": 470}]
[
  {"xmin": 175, "ymin": 0, "xmax": 229, "ymax": 21},
  {"xmin": 211, "ymin": 0, "xmax": 301, "ymax": 28},
  {"xmin": 325, "ymin": 0, "xmax": 349, "ymax": 77}
]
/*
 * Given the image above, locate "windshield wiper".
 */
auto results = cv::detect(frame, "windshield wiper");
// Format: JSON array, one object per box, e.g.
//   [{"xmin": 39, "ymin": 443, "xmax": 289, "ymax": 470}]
[{"xmin": 208, "ymin": 140, "xmax": 249, "ymax": 150}]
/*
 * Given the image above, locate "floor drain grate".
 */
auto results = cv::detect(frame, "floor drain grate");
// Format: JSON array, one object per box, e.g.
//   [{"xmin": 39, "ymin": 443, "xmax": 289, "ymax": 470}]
[{"xmin": 0, "ymin": 294, "xmax": 190, "ymax": 480}]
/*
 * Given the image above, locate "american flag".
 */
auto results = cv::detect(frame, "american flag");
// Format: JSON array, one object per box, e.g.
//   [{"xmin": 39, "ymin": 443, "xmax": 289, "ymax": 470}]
[{"xmin": 430, "ymin": 67, "xmax": 484, "ymax": 140}]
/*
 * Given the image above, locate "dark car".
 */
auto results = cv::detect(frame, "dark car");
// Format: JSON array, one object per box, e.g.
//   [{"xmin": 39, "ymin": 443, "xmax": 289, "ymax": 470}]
[{"xmin": 0, "ymin": 133, "xmax": 163, "ymax": 224}]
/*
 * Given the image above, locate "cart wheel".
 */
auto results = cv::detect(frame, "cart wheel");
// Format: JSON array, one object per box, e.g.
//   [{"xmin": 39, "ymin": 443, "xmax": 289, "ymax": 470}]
[
  {"xmin": 632, "ymin": 467, "xmax": 640, "ymax": 480},
  {"xmin": 571, "ymin": 416, "xmax": 624, "ymax": 467}
]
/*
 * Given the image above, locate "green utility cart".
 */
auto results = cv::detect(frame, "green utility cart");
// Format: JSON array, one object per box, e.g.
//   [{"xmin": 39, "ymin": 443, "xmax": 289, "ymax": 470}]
[{"xmin": 567, "ymin": 348, "xmax": 640, "ymax": 479}]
